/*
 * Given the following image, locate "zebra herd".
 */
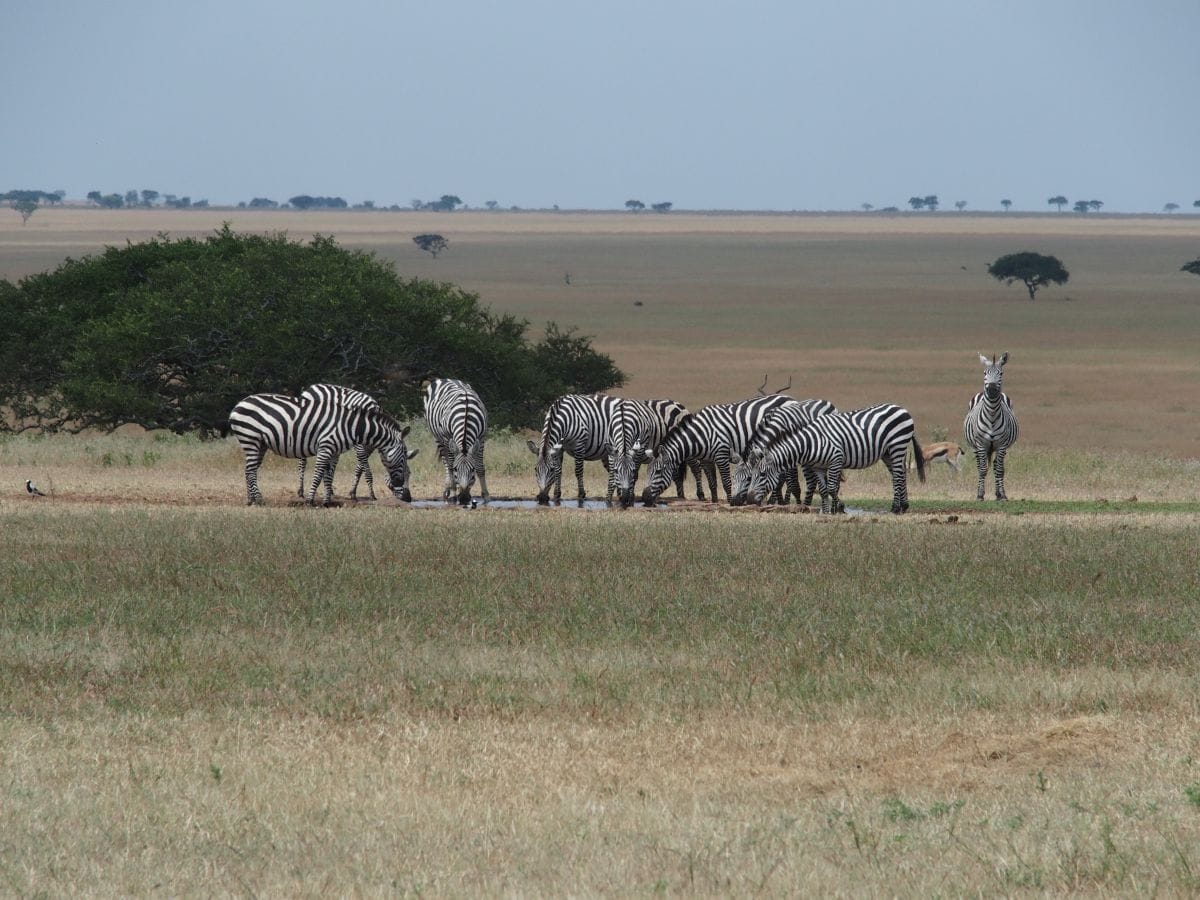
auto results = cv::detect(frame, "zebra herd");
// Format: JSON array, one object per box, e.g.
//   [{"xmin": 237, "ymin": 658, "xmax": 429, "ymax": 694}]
[{"xmin": 227, "ymin": 354, "xmax": 1018, "ymax": 510}]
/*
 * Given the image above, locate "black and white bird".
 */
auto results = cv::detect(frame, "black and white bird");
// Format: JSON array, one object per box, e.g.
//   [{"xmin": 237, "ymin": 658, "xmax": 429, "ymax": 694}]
[{"xmin": 25, "ymin": 479, "xmax": 46, "ymax": 497}]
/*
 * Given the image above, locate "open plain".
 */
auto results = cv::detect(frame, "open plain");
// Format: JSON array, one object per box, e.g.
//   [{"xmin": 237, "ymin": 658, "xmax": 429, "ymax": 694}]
[{"xmin": 2, "ymin": 208, "xmax": 1200, "ymax": 895}]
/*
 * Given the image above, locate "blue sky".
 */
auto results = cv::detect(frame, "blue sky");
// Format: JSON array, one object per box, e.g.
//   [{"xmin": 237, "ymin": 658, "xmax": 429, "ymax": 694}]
[{"xmin": 3, "ymin": 0, "xmax": 1197, "ymax": 211}]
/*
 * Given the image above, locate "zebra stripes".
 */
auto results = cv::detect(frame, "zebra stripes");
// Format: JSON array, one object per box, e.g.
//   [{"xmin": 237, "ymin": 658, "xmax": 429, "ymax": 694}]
[
  {"xmin": 736, "ymin": 404, "xmax": 926, "ymax": 514},
  {"xmin": 423, "ymin": 377, "xmax": 489, "ymax": 505},
  {"xmin": 296, "ymin": 384, "xmax": 383, "ymax": 501},
  {"xmin": 739, "ymin": 397, "xmax": 840, "ymax": 506},
  {"xmin": 733, "ymin": 424, "xmax": 845, "ymax": 513},
  {"xmin": 527, "ymin": 395, "xmax": 712, "ymax": 504},
  {"xmin": 641, "ymin": 394, "xmax": 796, "ymax": 504},
  {"xmin": 229, "ymin": 392, "xmax": 417, "ymax": 506},
  {"xmin": 607, "ymin": 397, "xmax": 661, "ymax": 506},
  {"xmin": 964, "ymin": 352, "xmax": 1019, "ymax": 501}
]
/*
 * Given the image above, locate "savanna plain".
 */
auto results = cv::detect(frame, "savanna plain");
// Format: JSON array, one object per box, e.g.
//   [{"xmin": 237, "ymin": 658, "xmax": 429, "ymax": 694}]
[{"xmin": 2, "ymin": 209, "xmax": 1200, "ymax": 895}]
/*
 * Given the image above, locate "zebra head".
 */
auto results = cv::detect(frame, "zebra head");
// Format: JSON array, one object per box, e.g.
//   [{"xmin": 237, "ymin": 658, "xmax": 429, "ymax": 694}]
[
  {"xmin": 743, "ymin": 454, "xmax": 781, "ymax": 506},
  {"xmin": 728, "ymin": 452, "xmax": 753, "ymax": 506},
  {"xmin": 527, "ymin": 439, "xmax": 564, "ymax": 504},
  {"xmin": 979, "ymin": 352, "xmax": 1009, "ymax": 401},
  {"xmin": 639, "ymin": 446, "xmax": 676, "ymax": 506},
  {"xmin": 449, "ymin": 446, "xmax": 479, "ymax": 505},
  {"xmin": 379, "ymin": 425, "xmax": 419, "ymax": 502},
  {"xmin": 609, "ymin": 439, "xmax": 645, "ymax": 508}
]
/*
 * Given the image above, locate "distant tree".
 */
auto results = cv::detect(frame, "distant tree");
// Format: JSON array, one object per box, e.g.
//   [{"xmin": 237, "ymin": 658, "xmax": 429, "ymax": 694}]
[
  {"xmin": 1182, "ymin": 258, "xmax": 1200, "ymax": 277},
  {"xmin": 650, "ymin": 201, "xmax": 672, "ymax": 213},
  {"xmin": 424, "ymin": 194, "xmax": 461, "ymax": 212},
  {"xmin": 954, "ymin": 200, "xmax": 967, "ymax": 212},
  {"xmin": 1001, "ymin": 199, "xmax": 1012, "ymax": 212},
  {"xmin": 140, "ymin": 190, "xmax": 159, "ymax": 207},
  {"xmin": 1073, "ymin": 200, "xmax": 1091, "ymax": 214},
  {"xmin": 1194, "ymin": 200, "xmax": 1200, "ymax": 210},
  {"xmin": 861, "ymin": 203, "xmax": 873, "ymax": 212},
  {"xmin": 413, "ymin": 233, "xmax": 449, "ymax": 258},
  {"xmin": 354, "ymin": 200, "xmax": 376, "ymax": 210},
  {"xmin": 1087, "ymin": 200, "xmax": 1103, "ymax": 212},
  {"xmin": 1048, "ymin": 195, "xmax": 1068, "ymax": 212},
  {"xmin": 908, "ymin": 196, "xmax": 926, "ymax": 210},
  {"xmin": 124, "ymin": 190, "xmax": 139, "ymax": 207},
  {"xmin": 166, "ymin": 196, "xmax": 192, "ymax": 209},
  {"xmin": 1164, "ymin": 202, "xmax": 1180, "ymax": 214},
  {"xmin": 485, "ymin": 200, "xmax": 498, "ymax": 210},
  {"xmin": 12, "ymin": 199, "xmax": 38, "ymax": 224},
  {"xmin": 988, "ymin": 251, "xmax": 1069, "ymax": 301},
  {"xmin": 86, "ymin": 190, "xmax": 102, "ymax": 206},
  {"xmin": 625, "ymin": 199, "xmax": 645, "ymax": 212},
  {"xmin": 248, "ymin": 197, "xmax": 278, "ymax": 209},
  {"xmin": 99, "ymin": 193, "xmax": 124, "ymax": 209},
  {"xmin": 47, "ymin": 190, "xmax": 66, "ymax": 206},
  {"xmin": 923, "ymin": 195, "xmax": 939, "ymax": 211}
]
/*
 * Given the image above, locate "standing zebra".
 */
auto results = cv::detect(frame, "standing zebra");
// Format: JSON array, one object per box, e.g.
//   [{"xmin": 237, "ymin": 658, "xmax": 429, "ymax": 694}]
[
  {"xmin": 526, "ymin": 395, "xmax": 711, "ymax": 504},
  {"xmin": 607, "ymin": 397, "xmax": 661, "ymax": 507},
  {"xmin": 640, "ymin": 394, "xmax": 796, "ymax": 505},
  {"xmin": 423, "ymin": 377, "xmax": 489, "ymax": 505},
  {"xmin": 229, "ymin": 393, "xmax": 418, "ymax": 506},
  {"xmin": 732, "ymin": 426, "xmax": 845, "ymax": 513},
  {"xmin": 295, "ymin": 384, "xmax": 385, "ymax": 501},
  {"xmin": 733, "ymin": 397, "xmax": 840, "ymax": 506},
  {"xmin": 735, "ymin": 404, "xmax": 926, "ymax": 514},
  {"xmin": 964, "ymin": 352, "xmax": 1019, "ymax": 501}
]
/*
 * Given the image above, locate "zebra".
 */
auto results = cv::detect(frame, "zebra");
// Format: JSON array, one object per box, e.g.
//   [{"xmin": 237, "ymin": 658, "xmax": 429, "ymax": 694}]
[
  {"xmin": 730, "ymin": 398, "xmax": 840, "ymax": 507},
  {"xmin": 737, "ymin": 404, "xmax": 926, "ymax": 514},
  {"xmin": 607, "ymin": 397, "xmax": 662, "ymax": 507},
  {"xmin": 229, "ymin": 393, "xmax": 418, "ymax": 506},
  {"xmin": 423, "ymin": 377, "xmax": 489, "ymax": 505},
  {"xmin": 640, "ymin": 394, "xmax": 796, "ymax": 505},
  {"xmin": 964, "ymin": 352, "xmax": 1019, "ymax": 501},
  {"xmin": 295, "ymin": 384, "xmax": 385, "ymax": 501},
  {"xmin": 526, "ymin": 395, "xmax": 712, "ymax": 504},
  {"xmin": 732, "ymin": 425, "xmax": 845, "ymax": 513}
]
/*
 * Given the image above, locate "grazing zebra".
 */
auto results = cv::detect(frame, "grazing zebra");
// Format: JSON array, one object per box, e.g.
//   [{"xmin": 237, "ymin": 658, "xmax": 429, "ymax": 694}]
[
  {"xmin": 526, "ymin": 395, "xmax": 711, "ymax": 504},
  {"xmin": 229, "ymin": 393, "xmax": 418, "ymax": 506},
  {"xmin": 423, "ymin": 377, "xmax": 489, "ymax": 505},
  {"xmin": 737, "ymin": 404, "xmax": 926, "ymax": 514},
  {"xmin": 295, "ymin": 384, "xmax": 384, "ymax": 501},
  {"xmin": 732, "ymin": 426, "xmax": 845, "ymax": 513},
  {"xmin": 964, "ymin": 352, "xmax": 1019, "ymax": 501},
  {"xmin": 640, "ymin": 394, "xmax": 796, "ymax": 505},
  {"xmin": 733, "ymin": 398, "xmax": 840, "ymax": 506},
  {"xmin": 607, "ymin": 397, "xmax": 661, "ymax": 506}
]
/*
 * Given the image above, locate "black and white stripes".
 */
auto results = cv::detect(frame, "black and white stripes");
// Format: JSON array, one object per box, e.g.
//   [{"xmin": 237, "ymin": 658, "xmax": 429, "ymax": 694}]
[
  {"xmin": 423, "ymin": 377, "xmax": 489, "ymax": 505},
  {"xmin": 229, "ymin": 391, "xmax": 416, "ymax": 506},
  {"xmin": 964, "ymin": 352, "xmax": 1019, "ymax": 501}
]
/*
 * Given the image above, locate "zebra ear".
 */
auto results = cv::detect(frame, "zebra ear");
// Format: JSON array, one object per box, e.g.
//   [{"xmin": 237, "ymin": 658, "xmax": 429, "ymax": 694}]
[
  {"xmin": 526, "ymin": 439, "xmax": 539, "ymax": 455},
  {"xmin": 400, "ymin": 425, "xmax": 411, "ymax": 439},
  {"xmin": 978, "ymin": 354, "xmax": 991, "ymax": 366},
  {"xmin": 998, "ymin": 351, "xmax": 1009, "ymax": 366},
  {"xmin": 407, "ymin": 448, "xmax": 420, "ymax": 460}
]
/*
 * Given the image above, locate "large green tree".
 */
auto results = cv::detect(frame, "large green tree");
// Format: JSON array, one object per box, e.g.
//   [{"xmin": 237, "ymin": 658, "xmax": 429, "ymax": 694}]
[
  {"xmin": 987, "ymin": 251, "xmax": 1069, "ymax": 300},
  {"xmin": 0, "ymin": 227, "xmax": 624, "ymax": 436}
]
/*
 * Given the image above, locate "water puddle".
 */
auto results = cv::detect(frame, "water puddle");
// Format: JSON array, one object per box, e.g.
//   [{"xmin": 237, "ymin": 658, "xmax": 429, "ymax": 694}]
[{"xmin": 406, "ymin": 497, "xmax": 649, "ymax": 510}]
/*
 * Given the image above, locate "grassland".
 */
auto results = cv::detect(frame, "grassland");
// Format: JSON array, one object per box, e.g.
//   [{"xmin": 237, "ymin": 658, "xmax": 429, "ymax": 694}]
[{"xmin": 2, "ymin": 209, "xmax": 1200, "ymax": 895}]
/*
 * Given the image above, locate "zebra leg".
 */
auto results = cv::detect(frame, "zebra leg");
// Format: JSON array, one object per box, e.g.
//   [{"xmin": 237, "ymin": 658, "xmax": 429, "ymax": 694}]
[
  {"xmin": 974, "ymin": 447, "xmax": 991, "ymax": 501},
  {"xmin": 673, "ymin": 461, "xmax": 687, "ymax": 499},
  {"xmin": 296, "ymin": 458, "xmax": 307, "ymax": 498},
  {"xmin": 574, "ymin": 456, "xmax": 586, "ymax": 502},
  {"xmin": 687, "ymin": 461, "xmax": 706, "ymax": 501},
  {"xmin": 716, "ymin": 456, "xmax": 733, "ymax": 503},
  {"xmin": 887, "ymin": 452, "xmax": 910, "ymax": 514},
  {"xmin": 438, "ymin": 443, "xmax": 454, "ymax": 501},
  {"xmin": 476, "ymin": 442, "xmax": 490, "ymax": 501},
  {"xmin": 703, "ymin": 462, "xmax": 718, "ymax": 501},
  {"xmin": 800, "ymin": 464, "xmax": 819, "ymax": 507},
  {"xmin": 825, "ymin": 463, "xmax": 843, "ymax": 514},
  {"xmin": 350, "ymin": 444, "xmax": 375, "ymax": 500},
  {"xmin": 246, "ymin": 446, "xmax": 267, "ymax": 506},
  {"xmin": 993, "ymin": 447, "xmax": 1009, "ymax": 501}
]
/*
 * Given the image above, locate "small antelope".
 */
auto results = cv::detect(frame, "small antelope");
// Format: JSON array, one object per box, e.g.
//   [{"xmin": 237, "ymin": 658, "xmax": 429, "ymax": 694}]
[{"xmin": 908, "ymin": 441, "xmax": 966, "ymax": 473}]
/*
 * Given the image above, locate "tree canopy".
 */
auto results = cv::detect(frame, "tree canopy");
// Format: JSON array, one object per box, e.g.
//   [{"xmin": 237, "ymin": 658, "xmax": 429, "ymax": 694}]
[
  {"xmin": 0, "ymin": 227, "xmax": 624, "ymax": 437},
  {"xmin": 1182, "ymin": 258, "xmax": 1200, "ymax": 277},
  {"xmin": 987, "ymin": 251, "xmax": 1069, "ymax": 300}
]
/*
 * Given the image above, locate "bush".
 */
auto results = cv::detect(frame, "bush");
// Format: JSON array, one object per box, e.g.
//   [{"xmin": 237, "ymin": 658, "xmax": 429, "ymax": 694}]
[{"xmin": 0, "ymin": 226, "xmax": 623, "ymax": 436}]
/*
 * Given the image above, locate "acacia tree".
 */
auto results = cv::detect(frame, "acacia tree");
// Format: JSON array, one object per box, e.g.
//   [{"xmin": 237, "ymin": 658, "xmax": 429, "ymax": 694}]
[
  {"xmin": 1048, "ymin": 195, "xmax": 1068, "ymax": 212},
  {"xmin": 625, "ymin": 199, "xmax": 645, "ymax": 212},
  {"xmin": 413, "ymin": 233, "xmax": 448, "ymax": 257},
  {"xmin": 1182, "ymin": 258, "xmax": 1200, "ymax": 277},
  {"xmin": 11, "ymin": 199, "xmax": 37, "ymax": 224},
  {"xmin": 1001, "ymin": 199, "xmax": 1012, "ymax": 211},
  {"xmin": 0, "ymin": 228, "xmax": 624, "ymax": 435},
  {"xmin": 987, "ymin": 252, "xmax": 1069, "ymax": 301}
]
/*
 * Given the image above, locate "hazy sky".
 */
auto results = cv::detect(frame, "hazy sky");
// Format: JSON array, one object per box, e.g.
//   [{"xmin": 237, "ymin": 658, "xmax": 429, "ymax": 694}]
[{"xmin": 4, "ymin": 0, "xmax": 1198, "ymax": 212}]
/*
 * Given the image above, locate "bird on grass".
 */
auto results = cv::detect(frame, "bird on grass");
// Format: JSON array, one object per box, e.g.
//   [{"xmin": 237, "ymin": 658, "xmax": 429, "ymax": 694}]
[{"xmin": 26, "ymin": 479, "xmax": 47, "ymax": 497}]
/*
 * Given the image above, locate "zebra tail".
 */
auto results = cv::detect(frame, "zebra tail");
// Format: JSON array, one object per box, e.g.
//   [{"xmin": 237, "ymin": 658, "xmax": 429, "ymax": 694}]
[{"xmin": 911, "ymin": 435, "xmax": 927, "ymax": 483}]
